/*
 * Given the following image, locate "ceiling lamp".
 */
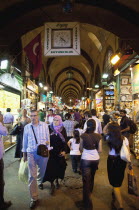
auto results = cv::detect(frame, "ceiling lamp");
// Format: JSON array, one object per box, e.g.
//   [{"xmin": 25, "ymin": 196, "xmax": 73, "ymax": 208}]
[
  {"xmin": 111, "ymin": 53, "xmax": 121, "ymax": 65},
  {"xmin": 39, "ymin": 82, "xmax": 43, "ymax": 88},
  {"xmin": 0, "ymin": 60, "xmax": 8, "ymax": 69},
  {"xmin": 114, "ymin": 69, "xmax": 120, "ymax": 76},
  {"xmin": 87, "ymin": 87, "xmax": 92, "ymax": 90},
  {"xmin": 102, "ymin": 73, "xmax": 108, "ymax": 79},
  {"xmin": 44, "ymin": 86, "xmax": 48, "ymax": 90},
  {"xmin": 95, "ymin": 84, "xmax": 99, "ymax": 88},
  {"xmin": 66, "ymin": 70, "xmax": 73, "ymax": 80}
]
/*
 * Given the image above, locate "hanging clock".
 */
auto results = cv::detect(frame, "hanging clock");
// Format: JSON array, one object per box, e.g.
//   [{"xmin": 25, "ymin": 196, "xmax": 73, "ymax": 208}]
[
  {"xmin": 52, "ymin": 29, "xmax": 72, "ymax": 48},
  {"xmin": 44, "ymin": 22, "xmax": 80, "ymax": 56}
]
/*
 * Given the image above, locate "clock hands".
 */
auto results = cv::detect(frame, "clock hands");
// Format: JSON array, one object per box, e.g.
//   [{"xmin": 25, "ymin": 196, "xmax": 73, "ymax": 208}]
[{"xmin": 60, "ymin": 37, "xmax": 67, "ymax": 43}]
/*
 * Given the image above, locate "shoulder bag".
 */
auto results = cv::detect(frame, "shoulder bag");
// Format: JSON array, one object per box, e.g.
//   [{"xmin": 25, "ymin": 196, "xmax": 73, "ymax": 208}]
[
  {"xmin": 31, "ymin": 125, "xmax": 49, "ymax": 157},
  {"xmin": 120, "ymin": 139, "xmax": 131, "ymax": 162}
]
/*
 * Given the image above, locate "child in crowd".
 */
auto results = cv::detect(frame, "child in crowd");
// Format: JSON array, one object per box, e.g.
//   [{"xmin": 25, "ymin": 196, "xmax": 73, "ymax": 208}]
[
  {"xmin": 74, "ymin": 123, "xmax": 83, "ymax": 135},
  {"xmin": 68, "ymin": 129, "xmax": 81, "ymax": 173}
]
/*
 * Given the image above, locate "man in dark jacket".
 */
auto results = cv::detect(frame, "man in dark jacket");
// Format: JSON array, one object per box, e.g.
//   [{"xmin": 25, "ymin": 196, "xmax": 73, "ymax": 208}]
[
  {"xmin": 103, "ymin": 110, "xmax": 110, "ymax": 126},
  {"xmin": 120, "ymin": 110, "xmax": 130, "ymax": 138}
]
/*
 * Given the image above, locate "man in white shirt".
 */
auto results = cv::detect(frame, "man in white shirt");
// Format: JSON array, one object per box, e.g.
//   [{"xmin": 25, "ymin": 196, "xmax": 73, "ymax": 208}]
[
  {"xmin": 45, "ymin": 109, "xmax": 55, "ymax": 125},
  {"xmin": 91, "ymin": 109, "xmax": 102, "ymax": 134},
  {"xmin": 0, "ymin": 114, "xmax": 12, "ymax": 209},
  {"xmin": 22, "ymin": 110, "xmax": 50, "ymax": 209}
]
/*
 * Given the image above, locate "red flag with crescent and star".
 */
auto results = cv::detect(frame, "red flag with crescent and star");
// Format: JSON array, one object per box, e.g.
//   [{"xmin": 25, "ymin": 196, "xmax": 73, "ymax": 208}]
[{"xmin": 24, "ymin": 33, "xmax": 42, "ymax": 78}]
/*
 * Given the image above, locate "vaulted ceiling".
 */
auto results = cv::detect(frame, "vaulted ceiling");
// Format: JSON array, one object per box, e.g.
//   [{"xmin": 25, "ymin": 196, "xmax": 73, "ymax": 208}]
[{"xmin": 0, "ymin": 0, "xmax": 139, "ymax": 105}]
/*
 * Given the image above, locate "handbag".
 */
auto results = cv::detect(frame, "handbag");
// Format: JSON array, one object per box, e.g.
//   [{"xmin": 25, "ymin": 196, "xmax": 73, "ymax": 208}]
[
  {"xmin": 18, "ymin": 158, "xmax": 28, "ymax": 184},
  {"xmin": 10, "ymin": 123, "xmax": 23, "ymax": 135},
  {"xmin": 31, "ymin": 125, "xmax": 49, "ymax": 157},
  {"xmin": 128, "ymin": 164, "xmax": 138, "ymax": 196},
  {"xmin": 120, "ymin": 139, "xmax": 131, "ymax": 162}
]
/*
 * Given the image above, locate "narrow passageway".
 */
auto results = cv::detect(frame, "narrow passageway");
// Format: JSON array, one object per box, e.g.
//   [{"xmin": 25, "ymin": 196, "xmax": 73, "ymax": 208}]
[{"xmin": 4, "ymin": 141, "xmax": 139, "ymax": 210}]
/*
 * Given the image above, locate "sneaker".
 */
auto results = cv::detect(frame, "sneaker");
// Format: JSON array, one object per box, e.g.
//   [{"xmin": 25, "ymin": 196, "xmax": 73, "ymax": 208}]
[
  {"xmin": 38, "ymin": 184, "xmax": 43, "ymax": 190},
  {"xmin": 1, "ymin": 201, "xmax": 12, "ymax": 209},
  {"xmin": 29, "ymin": 200, "xmax": 38, "ymax": 209}
]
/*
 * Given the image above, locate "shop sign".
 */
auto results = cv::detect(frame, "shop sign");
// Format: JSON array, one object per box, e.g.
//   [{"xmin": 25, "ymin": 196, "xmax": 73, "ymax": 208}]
[
  {"xmin": 41, "ymin": 94, "xmax": 47, "ymax": 102},
  {"xmin": 27, "ymin": 79, "xmax": 38, "ymax": 94},
  {"xmin": 131, "ymin": 64, "xmax": 139, "ymax": 94},
  {"xmin": 0, "ymin": 73, "xmax": 21, "ymax": 91}
]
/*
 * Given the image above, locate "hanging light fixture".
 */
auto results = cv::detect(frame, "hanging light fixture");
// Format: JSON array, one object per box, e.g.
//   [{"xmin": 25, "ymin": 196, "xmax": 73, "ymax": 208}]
[
  {"xmin": 66, "ymin": 69, "xmax": 73, "ymax": 80},
  {"xmin": 111, "ymin": 53, "xmax": 121, "ymax": 65}
]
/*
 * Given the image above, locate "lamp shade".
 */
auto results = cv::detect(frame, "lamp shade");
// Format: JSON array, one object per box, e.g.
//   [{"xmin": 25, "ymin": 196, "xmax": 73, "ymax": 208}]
[{"xmin": 111, "ymin": 54, "xmax": 121, "ymax": 65}]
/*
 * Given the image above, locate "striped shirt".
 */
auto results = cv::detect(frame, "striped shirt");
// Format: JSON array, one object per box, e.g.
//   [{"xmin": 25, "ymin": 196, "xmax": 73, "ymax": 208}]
[
  {"xmin": 63, "ymin": 120, "xmax": 77, "ymax": 137},
  {"xmin": 0, "ymin": 122, "xmax": 8, "ymax": 159},
  {"xmin": 22, "ymin": 121, "xmax": 50, "ymax": 153}
]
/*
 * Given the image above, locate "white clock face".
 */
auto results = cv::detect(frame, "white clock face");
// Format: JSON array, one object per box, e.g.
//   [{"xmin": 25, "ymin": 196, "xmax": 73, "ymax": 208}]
[{"xmin": 52, "ymin": 30, "xmax": 72, "ymax": 48}]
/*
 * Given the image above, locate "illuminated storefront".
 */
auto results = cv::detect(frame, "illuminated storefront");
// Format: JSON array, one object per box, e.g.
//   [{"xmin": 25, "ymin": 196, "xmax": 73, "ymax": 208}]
[
  {"xmin": 22, "ymin": 79, "xmax": 38, "ymax": 110},
  {"xmin": 0, "ymin": 72, "xmax": 22, "ymax": 150}
]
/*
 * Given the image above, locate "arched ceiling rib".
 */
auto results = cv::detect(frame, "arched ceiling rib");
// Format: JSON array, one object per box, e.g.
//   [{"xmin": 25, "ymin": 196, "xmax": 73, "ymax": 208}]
[
  {"xmin": 62, "ymin": 88, "xmax": 79, "ymax": 96},
  {"xmin": 53, "ymin": 66, "xmax": 86, "ymax": 84},
  {"xmin": 60, "ymin": 84, "xmax": 80, "ymax": 95},
  {"xmin": 58, "ymin": 81, "xmax": 81, "ymax": 95},
  {"xmin": 58, "ymin": 78, "xmax": 83, "ymax": 96},
  {"xmin": 64, "ymin": 93, "xmax": 77, "ymax": 99}
]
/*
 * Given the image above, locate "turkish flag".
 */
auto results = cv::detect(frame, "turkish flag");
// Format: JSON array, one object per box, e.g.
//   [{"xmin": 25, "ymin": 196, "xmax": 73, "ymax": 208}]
[{"xmin": 24, "ymin": 33, "xmax": 42, "ymax": 78}]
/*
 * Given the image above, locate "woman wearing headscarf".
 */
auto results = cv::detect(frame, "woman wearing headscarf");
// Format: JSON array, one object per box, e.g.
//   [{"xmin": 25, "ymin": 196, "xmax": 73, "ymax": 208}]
[{"xmin": 43, "ymin": 115, "xmax": 67, "ymax": 194}]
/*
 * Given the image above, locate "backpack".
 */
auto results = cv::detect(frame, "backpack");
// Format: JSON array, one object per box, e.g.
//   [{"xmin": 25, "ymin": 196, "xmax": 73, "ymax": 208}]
[{"xmin": 129, "ymin": 119, "xmax": 138, "ymax": 134}]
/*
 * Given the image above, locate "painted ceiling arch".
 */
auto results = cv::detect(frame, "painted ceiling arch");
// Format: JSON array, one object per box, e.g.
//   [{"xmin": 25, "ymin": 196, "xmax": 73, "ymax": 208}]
[
  {"xmin": 63, "ymin": 92, "xmax": 77, "ymax": 101},
  {"xmin": 53, "ymin": 66, "xmax": 86, "ymax": 85},
  {"xmin": 57, "ymin": 78, "xmax": 83, "ymax": 96},
  {"xmin": 57, "ymin": 79, "xmax": 82, "ymax": 95},
  {"xmin": 59, "ymin": 84, "xmax": 80, "ymax": 95},
  {"xmin": 62, "ymin": 88, "xmax": 79, "ymax": 96},
  {"xmin": 63, "ymin": 93, "xmax": 77, "ymax": 100}
]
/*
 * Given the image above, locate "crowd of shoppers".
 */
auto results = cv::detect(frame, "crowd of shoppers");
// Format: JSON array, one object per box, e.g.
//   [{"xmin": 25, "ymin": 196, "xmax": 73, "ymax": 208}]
[{"xmin": 0, "ymin": 106, "xmax": 133, "ymax": 210}]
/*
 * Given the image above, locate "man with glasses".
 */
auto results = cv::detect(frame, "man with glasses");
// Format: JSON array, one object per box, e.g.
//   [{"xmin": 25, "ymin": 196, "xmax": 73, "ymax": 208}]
[{"xmin": 22, "ymin": 110, "xmax": 50, "ymax": 209}]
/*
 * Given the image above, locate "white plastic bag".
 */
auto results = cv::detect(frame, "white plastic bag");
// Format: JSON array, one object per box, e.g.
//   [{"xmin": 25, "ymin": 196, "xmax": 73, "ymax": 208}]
[
  {"xmin": 18, "ymin": 158, "xmax": 28, "ymax": 184},
  {"xmin": 120, "ymin": 140, "xmax": 131, "ymax": 163}
]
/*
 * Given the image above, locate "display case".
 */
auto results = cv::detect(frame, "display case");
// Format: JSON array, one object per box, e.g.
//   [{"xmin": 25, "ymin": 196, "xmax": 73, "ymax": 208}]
[
  {"xmin": 104, "ymin": 89, "xmax": 115, "ymax": 109},
  {"xmin": 133, "ymin": 124, "xmax": 139, "ymax": 159}
]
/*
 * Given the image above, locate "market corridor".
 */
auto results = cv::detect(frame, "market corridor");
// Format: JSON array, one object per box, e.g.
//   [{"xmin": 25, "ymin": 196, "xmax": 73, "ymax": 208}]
[{"xmin": 4, "ymin": 141, "xmax": 139, "ymax": 210}]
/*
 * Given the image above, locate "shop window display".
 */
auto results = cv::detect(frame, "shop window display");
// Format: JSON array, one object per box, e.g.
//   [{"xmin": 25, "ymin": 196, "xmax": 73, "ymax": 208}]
[{"xmin": 0, "ymin": 89, "xmax": 20, "ymax": 150}]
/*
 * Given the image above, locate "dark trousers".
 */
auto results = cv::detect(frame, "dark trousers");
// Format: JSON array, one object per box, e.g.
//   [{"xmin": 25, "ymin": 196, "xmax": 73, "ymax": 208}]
[
  {"xmin": 70, "ymin": 155, "xmax": 81, "ymax": 171},
  {"xmin": 80, "ymin": 159, "xmax": 99, "ymax": 210},
  {"xmin": 0, "ymin": 158, "xmax": 5, "ymax": 205}
]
